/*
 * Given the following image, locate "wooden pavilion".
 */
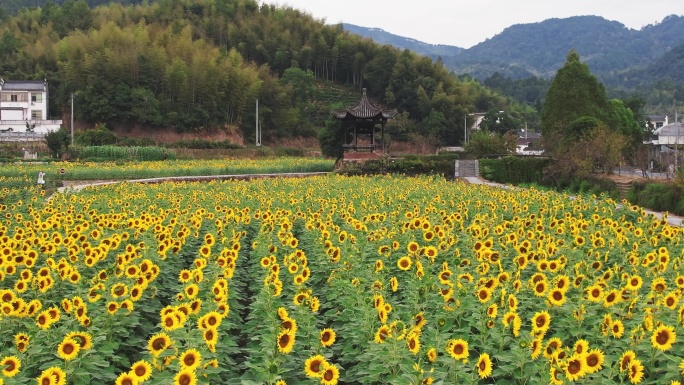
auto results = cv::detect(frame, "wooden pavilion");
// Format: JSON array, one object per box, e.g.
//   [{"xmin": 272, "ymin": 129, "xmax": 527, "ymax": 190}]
[{"xmin": 331, "ymin": 88, "xmax": 398, "ymax": 154}]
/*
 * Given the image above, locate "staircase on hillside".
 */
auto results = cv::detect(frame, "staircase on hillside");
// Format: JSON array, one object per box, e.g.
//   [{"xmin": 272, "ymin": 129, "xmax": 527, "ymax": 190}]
[
  {"xmin": 455, "ymin": 160, "xmax": 479, "ymax": 178},
  {"xmin": 615, "ymin": 181, "xmax": 632, "ymax": 200}
]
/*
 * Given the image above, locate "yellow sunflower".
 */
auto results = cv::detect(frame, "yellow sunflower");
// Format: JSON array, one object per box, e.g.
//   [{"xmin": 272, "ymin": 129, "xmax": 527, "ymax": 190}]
[
  {"xmin": 476, "ymin": 287, "xmax": 492, "ymax": 303},
  {"xmin": 320, "ymin": 363, "xmax": 340, "ymax": 385},
  {"xmin": 476, "ymin": 353, "xmax": 493, "ymax": 379},
  {"xmin": 115, "ymin": 372, "xmax": 139, "ymax": 385},
  {"xmin": 129, "ymin": 360, "xmax": 153, "ymax": 382},
  {"xmin": 66, "ymin": 332, "xmax": 93, "ymax": 350},
  {"xmin": 173, "ymin": 368, "xmax": 197, "ymax": 385},
  {"xmin": 573, "ymin": 339, "xmax": 589, "ymax": 355},
  {"xmin": 549, "ymin": 366, "xmax": 563, "ymax": 385},
  {"xmin": 37, "ymin": 367, "xmax": 66, "ymax": 385},
  {"xmin": 407, "ymin": 334, "xmax": 421, "ymax": 355},
  {"xmin": 628, "ymin": 358, "xmax": 644, "ymax": 384},
  {"xmin": 565, "ymin": 354, "xmax": 586, "ymax": 381},
  {"xmin": 446, "ymin": 339, "xmax": 469, "ymax": 361},
  {"xmin": 374, "ymin": 325, "xmax": 391, "ymax": 344},
  {"xmin": 584, "ymin": 349, "xmax": 605, "ymax": 374},
  {"xmin": 0, "ymin": 356, "xmax": 21, "ymax": 377},
  {"xmin": 397, "ymin": 256, "xmax": 412, "ymax": 271},
  {"xmin": 651, "ymin": 324, "xmax": 676, "ymax": 351},
  {"xmin": 179, "ymin": 349, "xmax": 202, "ymax": 370},
  {"xmin": 57, "ymin": 338, "xmax": 80, "ymax": 361},
  {"xmin": 531, "ymin": 311, "xmax": 551, "ymax": 334},
  {"xmin": 320, "ymin": 328, "xmax": 336, "ymax": 347},
  {"xmin": 548, "ymin": 289, "xmax": 566, "ymax": 306},
  {"xmin": 619, "ymin": 350, "xmax": 636, "ymax": 372},
  {"xmin": 304, "ymin": 355, "xmax": 326, "ymax": 378},
  {"xmin": 427, "ymin": 347, "xmax": 437, "ymax": 362},
  {"xmin": 277, "ymin": 330, "xmax": 295, "ymax": 354},
  {"xmin": 281, "ymin": 318, "xmax": 297, "ymax": 334},
  {"xmin": 148, "ymin": 332, "xmax": 172, "ymax": 357}
]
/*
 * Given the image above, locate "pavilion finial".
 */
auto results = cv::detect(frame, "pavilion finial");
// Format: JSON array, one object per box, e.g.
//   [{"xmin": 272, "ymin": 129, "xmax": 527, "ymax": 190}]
[{"xmin": 362, "ymin": 88, "xmax": 367, "ymax": 95}]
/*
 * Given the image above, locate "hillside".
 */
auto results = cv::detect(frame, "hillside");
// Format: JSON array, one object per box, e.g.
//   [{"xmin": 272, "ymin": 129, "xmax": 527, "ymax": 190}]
[{"xmin": 0, "ymin": 0, "xmax": 512, "ymax": 147}]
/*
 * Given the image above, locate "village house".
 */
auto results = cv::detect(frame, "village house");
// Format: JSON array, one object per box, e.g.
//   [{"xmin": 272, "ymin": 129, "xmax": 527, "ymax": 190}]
[{"xmin": 0, "ymin": 78, "xmax": 63, "ymax": 134}]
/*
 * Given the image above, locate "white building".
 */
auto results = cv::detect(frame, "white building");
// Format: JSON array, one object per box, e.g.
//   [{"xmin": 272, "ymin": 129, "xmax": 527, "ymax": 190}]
[
  {"xmin": 0, "ymin": 78, "xmax": 63, "ymax": 134},
  {"xmin": 650, "ymin": 122, "xmax": 684, "ymax": 168}
]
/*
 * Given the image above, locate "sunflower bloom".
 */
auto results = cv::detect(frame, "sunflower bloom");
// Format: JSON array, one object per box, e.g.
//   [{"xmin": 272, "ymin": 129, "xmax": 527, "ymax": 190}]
[
  {"xmin": 651, "ymin": 324, "xmax": 676, "ymax": 351},
  {"xmin": 179, "ymin": 349, "xmax": 201, "ymax": 370},
  {"xmin": 320, "ymin": 328, "xmax": 336, "ymax": 347},
  {"xmin": 148, "ymin": 333, "xmax": 172, "ymax": 357},
  {"xmin": 476, "ymin": 353, "xmax": 493, "ymax": 379},
  {"xmin": 565, "ymin": 354, "xmax": 586, "ymax": 381},
  {"xmin": 584, "ymin": 349, "xmax": 605, "ymax": 374},
  {"xmin": 304, "ymin": 355, "xmax": 326, "ymax": 378},
  {"xmin": 531, "ymin": 311, "xmax": 551, "ymax": 334},
  {"xmin": 628, "ymin": 358, "xmax": 644, "ymax": 384},
  {"xmin": 397, "ymin": 256, "xmax": 412, "ymax": 271},
  {"xmin": 446, "ymin": 339, "xmax": 469, "ymax": 361},
  {"xmin": 427, "ymin": 348, "xmax": 437, "ymax": 362},
  {"xmin": 374, "ymin": 325, "xmax": 391, "ymax": 343},
  {"xmin": 129, "ymin": 360, "xmax": 153, "ymax": 382},
  {"xmin": 0, "ymin": 356, "xmax": 21, "ymax": 377},
  {"xmin": 173, "ymin": 368, "xmax": 197, "ymax": 385},
  {"xmin": 115, "ymin": 372, "xmax": 139, "ymax": 385},
  {"xmin": 57, "ymin": 338, "xmax": 80, "ymax": 361},
  {"xmin": 277, "ymin": 330, "xmax": 295, "ymax": 354},
  {"xmin": 320, "ymin": 363, "xmax": 340, "ymax": 385}
]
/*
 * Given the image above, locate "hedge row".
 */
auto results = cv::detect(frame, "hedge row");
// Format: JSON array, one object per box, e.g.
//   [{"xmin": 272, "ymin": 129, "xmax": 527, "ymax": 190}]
[
  {"xmin": 336, "ymin": 154, "xmax": 461, "ymax": 177},
  {"xmin": 479, "ymin": 157, "xmax": 551, "ymax": 184},
  {"xmin": 628, "ymin": 182, "xmax": 684, "ymax": 216}
]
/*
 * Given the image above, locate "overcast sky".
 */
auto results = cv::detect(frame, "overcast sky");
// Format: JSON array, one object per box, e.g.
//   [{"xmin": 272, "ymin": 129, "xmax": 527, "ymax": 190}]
[{"xmin": 267, "ymin": 0, "xmax": 684, "ymax": 48}]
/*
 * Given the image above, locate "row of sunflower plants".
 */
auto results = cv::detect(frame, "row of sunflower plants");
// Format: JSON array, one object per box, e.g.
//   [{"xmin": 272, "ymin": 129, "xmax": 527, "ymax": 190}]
[
  {"xmin": 0, "ymin": 174, "xmax": 683, "ymax": 384},
  {"xmin": 0, "ymin": 157, "xmax": 334, "ymax": 181}
]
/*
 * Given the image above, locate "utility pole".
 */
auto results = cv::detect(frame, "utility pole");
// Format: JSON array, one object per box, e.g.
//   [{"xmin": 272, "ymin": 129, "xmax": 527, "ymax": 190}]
[
  {"xmin": 464, "ymin": 114, "xmax": 467, "ymax": 145},
  {"xmin": 255, "ymin": 98, "xmax": 261, "ymax": 146},
  {"xmin": 70, "ymin": 93, "xmax": 75, "ymax": 146}
]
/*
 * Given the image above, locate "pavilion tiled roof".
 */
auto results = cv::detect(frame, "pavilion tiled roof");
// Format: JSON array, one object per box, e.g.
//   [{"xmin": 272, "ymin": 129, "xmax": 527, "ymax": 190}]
[{"xmin": 332, "ymin": 89, "xmax": 398, "ymax": 120}]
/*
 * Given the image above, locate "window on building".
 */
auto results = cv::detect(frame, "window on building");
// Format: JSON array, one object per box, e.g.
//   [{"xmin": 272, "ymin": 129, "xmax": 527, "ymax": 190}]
[
  {"xmin": 10, "ymin": 94, "xmax": 18, "ymax": 102},
  {"xmin": 31, "ymin": 93, "xmax": 43, "ymax": 103},
  {"xmin": 31, "ymin": 110, "xmax": 42, "ymax": 120},
  {"xmin": 656, "ymin": 122, "xmax": 664, "ymax": 128}
]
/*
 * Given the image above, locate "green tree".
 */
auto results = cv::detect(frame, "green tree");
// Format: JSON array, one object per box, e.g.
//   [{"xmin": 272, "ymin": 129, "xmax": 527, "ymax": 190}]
[
  {"xmin": 465, "ymin": 130, "xmax": 516, "ymax": 158},
  {"xmin": 540, "ymin": 50, "xmax": 610, "ymax": 153},
  {"xmin": 279, "ymin": 67, "xmax": 315, "ymax": 104},
  {"xmin": 478, "ymin": 109, "xmax": 521, "ymax": 136},
  {"xmin": 44, "ymin": 127, "xmax": 71, "ymax": 158},
  {"xmin": 606, "ymin": 99, "xmax": 643, "ymax": 145},
  {"xmin": 318, "ymin": 116, "xmax": 345, "ymax": 159}
]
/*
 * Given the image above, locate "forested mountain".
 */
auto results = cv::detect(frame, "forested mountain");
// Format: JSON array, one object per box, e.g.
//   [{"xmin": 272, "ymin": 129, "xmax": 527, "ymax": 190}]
[
  {"xmin": 344, "ymin": 15, "xmax": 684, "ymax": 85},
  {"xmin": 0, "ymin": 0, "xmax": 141, "ymax": 15},
  {"xmin": 0, "ymin": 0, "xmax": 513, "ymax": 145},
  {"xmin": 342, "ymin": 24, "xmax": 463, "ymax": 59},
  {"xmin": 450, "ymin": 15, "xmax": 684, "ymax": 81}
]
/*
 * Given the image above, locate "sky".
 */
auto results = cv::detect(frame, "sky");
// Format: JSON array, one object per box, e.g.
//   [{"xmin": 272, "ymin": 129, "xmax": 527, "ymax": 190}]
[{"xmin": 267, "ymin": 0, "xmax": 684, "ymax": 48}]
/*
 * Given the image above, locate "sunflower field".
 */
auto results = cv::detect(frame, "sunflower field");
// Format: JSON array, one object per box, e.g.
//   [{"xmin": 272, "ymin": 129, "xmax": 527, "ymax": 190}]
[
  {"xmin": 0, "ymin": 158, "xmax": 335, "ymax": 187},
  {"xmin": 1, "ymin": 174, "xmax": 683, "ymax": 385}
]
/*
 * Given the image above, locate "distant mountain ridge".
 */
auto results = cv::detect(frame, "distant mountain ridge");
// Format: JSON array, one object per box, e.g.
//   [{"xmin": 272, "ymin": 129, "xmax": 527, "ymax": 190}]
[
  {"xmin": 342, "ymin": 23, "xmax": 463, "ymax": 58},
  {"xmin": 344, "ymin": 15, "xmax": 684, "ymax": 88}
]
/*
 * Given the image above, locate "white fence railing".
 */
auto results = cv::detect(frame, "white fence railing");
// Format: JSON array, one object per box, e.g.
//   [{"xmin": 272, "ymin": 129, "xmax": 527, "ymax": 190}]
[
  {"xmin": 0, "ymin": 120, "xmax": 62, "ymax": 126},
  {"xmin": 0, "ymin": 131, "xmax": 46, "ymax": 142}
]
